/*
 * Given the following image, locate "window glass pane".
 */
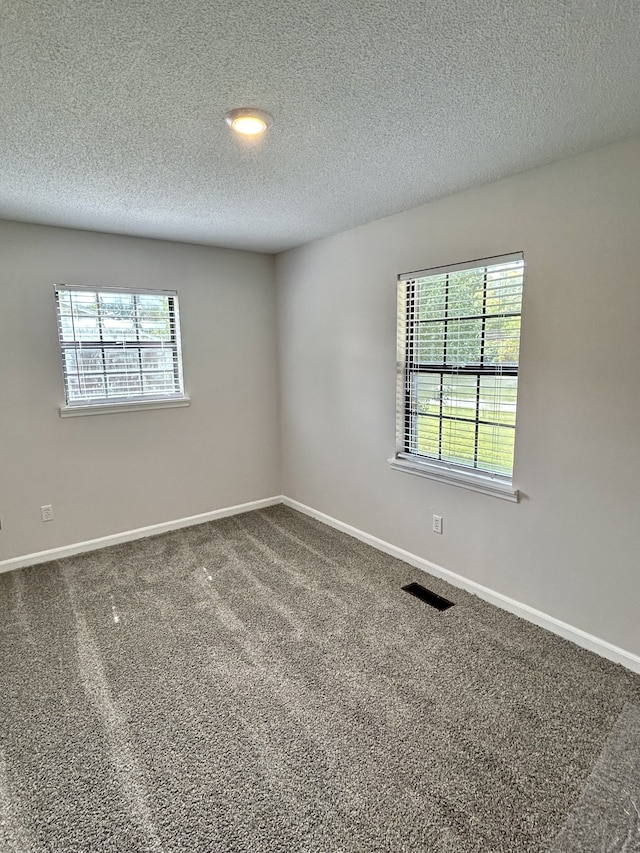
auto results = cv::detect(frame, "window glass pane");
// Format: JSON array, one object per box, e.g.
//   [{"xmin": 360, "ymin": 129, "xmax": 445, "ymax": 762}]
[
  {"xmin": 137, "ymin": 295, "xmax": 172, "ymax": 341},
  {"xmin": 412, "ymin": 373, "xmax": 441, "ymax": 416},
  {"xmin": 63, "ymin": 316, "xmax": 99, "ymax": 341},
  {"xmin": 485, "ymin": 260, "xmax": 520, "ymax": 274},
  {"xmin": 143, "ymin": 372, "xmax": 176, "ymax": 394},
  {"xmin": 98, "ymin": 292, "xmax": 134, "ymax": 313},
  {"xmin": 106, "ymin": 374, "xmax": 142, "ymax": 397},
  {"xmin": 446, "ymin": 269, "xmax": 484, "ymax": 319},
  {"xmin": 441, "ymin": 418, "xmax": 476, "ymax": 467},
  {"xmin": 477, "ymin": 424, "xmax": 515, "ymax": 474},
  {"xmin": 485, "ymin": 275, "xmax": 522, "ymax": 315},
  {"xmin": 416, "ymin": 322, "xmax": 444, "ymax": 363},
  {"xmin": 139, "ymin": 317, "xmax": 171, "ymax": 341},
  {"xmin": 141, "ymin": 348, "xmax": 173, "ymax": 370},
  {"xmin": 99, "ymin": 293, "xmax": 137, "ymax": 341},
  {"xmin": 413, "ymin": 415, "xmax": 440, "ymax": 457},
  {"xmin": 479, "ymin": 377, "xmax": 518, "ymax": 426},
  {"xmin": 417, "ymin": 276, "xmax": 446, "ymax": 320},
  {"xmin": 66, "ymin": 377, "xmax": 81, "ymax": 400},
  {"xmin": 484, "ymin": 317, "xmax": 521, "ymax": 365},
  {"xmin": 70, "ymin": 291, "xmax": 98, "ymax": 317},
  {"xmin": 59, "ymin": 316, "xmax": 76, "ymax": 341},
  {"xmin": 76, "ymin": 349, "xmax": 104, "ymax": 374},
  {"xmin": 57, "ymin": 291, "xmax": 72, "ymax": 315},
  {"xmin": 63, "ymin": 350, "xmax": 77, "ymax": 373},
  {"xmin": 485, "ymin": 262, "xmax": 523, "ymax": 322},
  {"xmin": 67, "ymin": 375, "xmax": 106, "ymax": 401},
  {"xmin": 136, "ymin": 294, "xmax": 168, "ymax": 318},
  {"xmin": 104, "ymin": 348, "xmax": 141, "ymax": 371},
  {"xmin": 445, "ymin": 319, "xmax": 482, "ymax": 365},
  {"xmin": 443, "ymin": 375, "xmax": 477, "ymax": 421},
  {"xmin": 101, "ymin": 318, "xmax": 137, "ymax": 341}
]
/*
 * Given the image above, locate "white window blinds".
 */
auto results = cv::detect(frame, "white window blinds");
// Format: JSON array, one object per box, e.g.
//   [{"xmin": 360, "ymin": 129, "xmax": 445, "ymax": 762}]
[
  {"xmin": 54, "ymin": 284, "xmax": 186, "ymax": 409},
  {"xmin": 396, "ymin": 253, "xmax": 524, "ymax": 483}
]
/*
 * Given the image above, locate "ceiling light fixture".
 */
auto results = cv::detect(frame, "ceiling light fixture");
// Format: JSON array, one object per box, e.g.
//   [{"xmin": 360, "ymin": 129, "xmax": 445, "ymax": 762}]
[{"xmin": 225, "ymin": 108, "xmax": 273, "ymax": 136}]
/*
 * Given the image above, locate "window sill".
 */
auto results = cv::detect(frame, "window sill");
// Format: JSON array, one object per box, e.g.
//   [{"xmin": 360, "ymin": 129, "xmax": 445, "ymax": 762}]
[
  {"xmin": 388, "ymin": 454, "xmax": 519, "ymax": 502},
  {"xmin": 60, "ymin": 396, "xmax": 191, "ymax": 418}
]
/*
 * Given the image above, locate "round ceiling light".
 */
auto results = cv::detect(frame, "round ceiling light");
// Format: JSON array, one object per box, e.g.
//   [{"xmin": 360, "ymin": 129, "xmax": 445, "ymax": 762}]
[{"xmin": 225, "ymin": 108, "xmax": 273, "ymax": 136}]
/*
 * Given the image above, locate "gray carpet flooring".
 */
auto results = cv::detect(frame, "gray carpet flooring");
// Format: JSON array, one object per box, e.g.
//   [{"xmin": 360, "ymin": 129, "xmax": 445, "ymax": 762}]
[
  {"xmin": 548, "ymin": 702, "xmax": 640, "ymax": 852},
  {"xmin": 1, "ymin": 504, "xmax": 639, "ymax": 852}
]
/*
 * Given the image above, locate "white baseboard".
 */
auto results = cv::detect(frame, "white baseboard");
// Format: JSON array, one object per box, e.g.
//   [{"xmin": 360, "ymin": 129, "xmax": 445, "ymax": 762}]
[
  {"xmin": 282, "ymin": 496, "xmax": 640, "ymax": 676},
  {"xmin": 0, "ymin": 496, "xmax": 283, "ymax": 574},
  {"xmin": 4, "ymin": 493, "xmax": 639, "ymax": 675}
]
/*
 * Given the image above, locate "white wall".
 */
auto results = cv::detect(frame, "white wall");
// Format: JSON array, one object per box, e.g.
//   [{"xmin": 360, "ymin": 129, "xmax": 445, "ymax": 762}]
[
  {"xmin": 276, "ymin": 135, "xmax": 640, "ymax": 659},
  {"xmin": 0, "ymin": 222, "xmax": 279, "ymax": 561}
]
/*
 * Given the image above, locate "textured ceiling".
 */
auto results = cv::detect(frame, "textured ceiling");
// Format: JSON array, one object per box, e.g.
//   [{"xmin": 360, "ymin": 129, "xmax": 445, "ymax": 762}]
[{"xmin": 1, "ymin": 0, "xmax": 640, "ymax": 254}]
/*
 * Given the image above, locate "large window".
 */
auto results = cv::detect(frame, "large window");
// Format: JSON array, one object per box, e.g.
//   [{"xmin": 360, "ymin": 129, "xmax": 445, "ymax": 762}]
[
  {"xmin": 392, "ymin": 253, "xmax": 524, "ymax": 500},
  {"xmin": 54, "ymin": 284, "xmax": 188, "ymax": 416}
]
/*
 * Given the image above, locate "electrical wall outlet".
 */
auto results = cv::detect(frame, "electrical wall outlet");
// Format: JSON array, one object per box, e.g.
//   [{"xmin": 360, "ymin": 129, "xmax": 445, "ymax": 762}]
[
  {"xmin": 41, "ymin": 505, "xmax": 54, "ymax": 522},
  {"xmin": 432, "ymin": 514, "xmax": 443, "ymax": 534}
]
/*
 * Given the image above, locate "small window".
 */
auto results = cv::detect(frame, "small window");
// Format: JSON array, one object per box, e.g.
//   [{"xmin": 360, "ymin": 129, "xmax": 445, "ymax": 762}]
[
  {"xmin": 391, "ymin": 253, "xmax": 524, "ymax": 500},
  {"xmin": 54, "ymin": 284, "xmax": 188, "ymax": 416}
]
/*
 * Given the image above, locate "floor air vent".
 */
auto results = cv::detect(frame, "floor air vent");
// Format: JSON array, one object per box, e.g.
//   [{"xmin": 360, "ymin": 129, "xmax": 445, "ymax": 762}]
[{"xmin": 402, "ymin": 582, "xmax": 454, "ymax": 611}]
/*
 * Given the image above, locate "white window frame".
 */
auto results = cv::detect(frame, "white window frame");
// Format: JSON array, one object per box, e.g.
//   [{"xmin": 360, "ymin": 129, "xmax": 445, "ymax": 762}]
[
  {"xmin": 389, "ymin": 252, "xmax": 524, "ymax": 501},
  {"xmin": 54, "ymin": 284, "xmax": 190, "ymax": 417}
]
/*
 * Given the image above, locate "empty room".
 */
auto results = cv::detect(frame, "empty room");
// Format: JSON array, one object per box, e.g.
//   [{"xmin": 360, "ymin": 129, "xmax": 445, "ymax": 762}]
[{"xmin": 1, "ymin": 0, "xmax": 640, "ymax": 850}]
